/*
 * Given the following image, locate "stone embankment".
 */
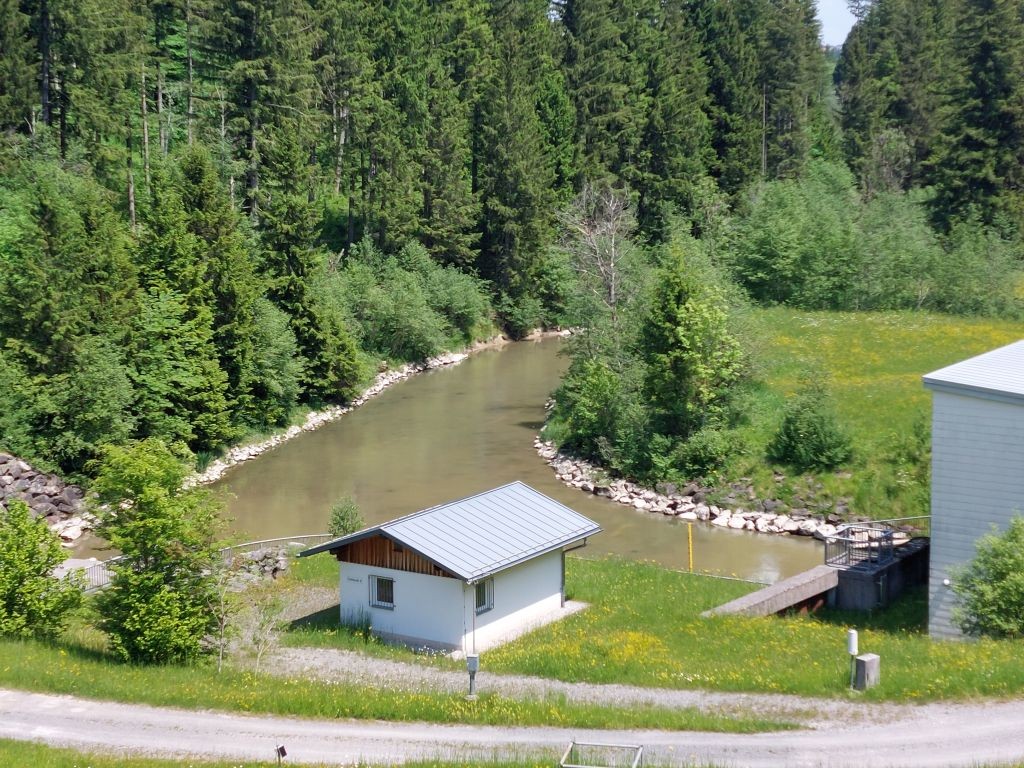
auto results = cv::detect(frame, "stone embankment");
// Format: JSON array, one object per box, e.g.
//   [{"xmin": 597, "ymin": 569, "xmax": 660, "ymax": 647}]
[
  {"xmin": 534, "ymin": 438, "xmax": 895, "ymax": 542},
  {"xmin": 0, "ymin": 453, "xmax": 93, "ymax": 544}
]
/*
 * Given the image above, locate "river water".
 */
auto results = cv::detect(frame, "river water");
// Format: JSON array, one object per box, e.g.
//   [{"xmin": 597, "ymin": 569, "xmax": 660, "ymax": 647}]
[{"xmin": 216, "ymin": 338, "xmax": 821, "ymax": 583}]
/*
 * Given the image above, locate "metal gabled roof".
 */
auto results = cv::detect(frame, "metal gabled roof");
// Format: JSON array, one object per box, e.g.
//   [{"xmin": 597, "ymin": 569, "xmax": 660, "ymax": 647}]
[
  {"xmin": 923, "ymin": 340, "xmax": 1024, "ymax": 404},
  {"xmin": 299, "ymin": 481, "xmax": 601, "ymax": 581}
]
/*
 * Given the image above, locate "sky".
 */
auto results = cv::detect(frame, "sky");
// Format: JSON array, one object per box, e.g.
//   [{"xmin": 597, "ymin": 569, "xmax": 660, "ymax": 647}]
[{"xmin": 816, "ymin": 0, "xmax": 857, "ymax": 47}]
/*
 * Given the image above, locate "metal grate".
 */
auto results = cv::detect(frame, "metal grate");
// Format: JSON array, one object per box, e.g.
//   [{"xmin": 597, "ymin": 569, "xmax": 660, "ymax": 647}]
[{"xmin": 559, "ymin": 741, "xmax": 643, "ymax": 768}]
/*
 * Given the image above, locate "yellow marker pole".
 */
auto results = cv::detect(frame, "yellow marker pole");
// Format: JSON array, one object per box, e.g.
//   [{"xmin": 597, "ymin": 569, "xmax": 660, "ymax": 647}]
[{"xmin": 687, "ymin": 522, "xmax": 694, "ymax": 572}]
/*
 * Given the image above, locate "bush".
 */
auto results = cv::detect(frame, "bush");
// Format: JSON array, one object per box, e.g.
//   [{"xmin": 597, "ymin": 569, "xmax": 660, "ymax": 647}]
[
  {"xmin": 496, "ymin": 292, "xmax": 544, "ymax": 340},
  {"xmin": 768, "ymin": 380, "xmax": 853, "ymax": 471},
  {"xmin": 328, "ymin": 496, "xmax": 364, "ymax": 537},
  {"xmin": 673, "ymin": 426, "xmax": 738, "ymax": 481},
  {"xmin": 552, "ymin": 358, "xmax": 625, "ymax": 462},
  {"xmin": 953, "ymin": 516, "xmax": 1024, "ymax": 638},
  {"xmin": 93, "ymin": 439, "xmax": 223, "ymax": 664},
  {"xmin": 0, "ymin": 500, "xmax": 82, "ymax": 639}
]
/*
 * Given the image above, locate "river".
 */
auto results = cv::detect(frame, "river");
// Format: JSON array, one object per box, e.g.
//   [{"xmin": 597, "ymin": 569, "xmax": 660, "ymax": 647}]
[{"xmin": 216, "ymin": 337, "xmax": 821, "ymax": 583}]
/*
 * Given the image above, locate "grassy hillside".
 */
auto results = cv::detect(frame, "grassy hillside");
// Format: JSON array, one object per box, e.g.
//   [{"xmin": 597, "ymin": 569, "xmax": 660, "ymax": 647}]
[{"xmin": 726, "ymin": 308, "xmax": 1024, "ymax": 520}]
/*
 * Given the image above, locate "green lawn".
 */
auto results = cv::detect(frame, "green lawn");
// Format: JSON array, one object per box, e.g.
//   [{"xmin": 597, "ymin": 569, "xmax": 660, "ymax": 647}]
[
  {"xmin": 483, "ymin": 557, "xmax": 1024, "ymax": 701},
  {"xmin": 0, "ymin": 579, "xmax": 789, "ymax": 735},
  {"xmin": 0, "ymin": 740, "xmax": 558, "ymax": 768},
  {"xmin": 282, "ymin": 555, "xmax": 1024, "ymax": 702},
  {"xmin": 728, "ymin": 308, "xmax": 1024, "ymax": 520}
]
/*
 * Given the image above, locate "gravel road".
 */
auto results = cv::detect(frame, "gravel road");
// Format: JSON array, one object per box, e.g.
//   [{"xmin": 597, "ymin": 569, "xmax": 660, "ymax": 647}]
[{"xmin": 4, "ymin": 683, "xmax": 1024, "ymax": 766}]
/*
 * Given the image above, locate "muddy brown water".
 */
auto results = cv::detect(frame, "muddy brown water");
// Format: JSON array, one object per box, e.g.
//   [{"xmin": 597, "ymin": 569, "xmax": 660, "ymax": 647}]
[{"xmin": 215, "ymin": 337, "xmax": 821, "ymax": 583}]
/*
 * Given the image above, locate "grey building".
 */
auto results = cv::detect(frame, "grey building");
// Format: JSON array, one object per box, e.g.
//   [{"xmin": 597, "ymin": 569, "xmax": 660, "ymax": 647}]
[{"xmin": 923, "ymin": 340, "xmax": 1024, "ymax": 638}]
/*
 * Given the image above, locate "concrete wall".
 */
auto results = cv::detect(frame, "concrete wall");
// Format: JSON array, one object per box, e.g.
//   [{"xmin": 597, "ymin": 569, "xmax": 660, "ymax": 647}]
[
  {"xmin": 337, "ymin": 549, "xmax": 564, "ymax": 650},
  {"xmin": 461, "ymin": 550, "xmax": 564, "ymax": 653},
  {"xmin": 929, "ymin": 390, "xmax": 1024, "ymax": 638}
]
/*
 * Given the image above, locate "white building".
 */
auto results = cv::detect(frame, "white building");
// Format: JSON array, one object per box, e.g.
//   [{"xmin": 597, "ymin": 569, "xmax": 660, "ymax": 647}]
[
  {"xmin": 299, "ymin": 481, "xmax": 601, "ymax": 652},
  {"xmin": 923, "ymin": 340, "xmax": 1024, "ymax": 638}
]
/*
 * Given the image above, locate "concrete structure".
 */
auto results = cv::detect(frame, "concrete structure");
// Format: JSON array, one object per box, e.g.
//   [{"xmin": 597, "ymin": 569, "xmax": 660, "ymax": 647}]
[
  {"xmin": 704, "ymin": 565, "xmax": 839, "ymax": 618},
  {"xmin": 923, "ymin": 340, "xmax": 1024, "ymax": 638},
  {"xmin": 299, "ymin": 482, "xmax": 601, "ymax": 652},
  {"xmin": 705, "ymin": 536, "xmax": 929, "ymax": 618}
]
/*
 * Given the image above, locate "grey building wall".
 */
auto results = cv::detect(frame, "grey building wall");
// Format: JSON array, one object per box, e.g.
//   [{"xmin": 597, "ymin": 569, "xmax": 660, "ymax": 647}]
[{"xmin": 928, "ymin": 390, "xmax": 1024, "ymax": 638}]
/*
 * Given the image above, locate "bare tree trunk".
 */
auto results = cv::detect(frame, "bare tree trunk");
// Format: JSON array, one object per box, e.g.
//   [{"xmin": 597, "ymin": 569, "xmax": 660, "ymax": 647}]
[
  {"xmin": 186, "ymin": 0, "xmax": 195, "ymax": 146},
  {"xmin": 245, "ymin": 85, "xmax": 259, "ymax": 220},
  {"xmin": 761, "ymin": 83, "xmax": 768, "ymax": 178},
  {"xmin": 127, "ymin": 122, "xmax": 137, "ymax": 230},
  {"xmin": 141, "ymin": 64, "xmax": 151, "ymax": 189},
  {"xmin": 333, "ymin": 99, "xmax": 349, "ymax": 196},
  {"xmin": 40, "ymin": 0, "xmax": 52, "ymax": 124},
  {"xmin": 217, "ymin": 90, "xmax": 237, "ymax": 206},
  {"xmin": 156, "ymin": 64, "xmax": 167, "ymax": 155}
]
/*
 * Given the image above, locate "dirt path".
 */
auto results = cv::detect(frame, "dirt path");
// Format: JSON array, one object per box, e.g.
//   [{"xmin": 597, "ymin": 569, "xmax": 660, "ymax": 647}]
[
  {"xmin": 3, "ymin": 685, "xmax": 1024, "ymax": 767},
  {"xmin": 271, "ymin": 646, "xmax": 899, "ymax": 727}
]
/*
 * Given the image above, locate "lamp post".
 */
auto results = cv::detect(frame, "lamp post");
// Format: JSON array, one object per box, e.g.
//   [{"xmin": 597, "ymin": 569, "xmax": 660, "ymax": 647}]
[{"xmin": 466, "ymin": 653, "xmax": 479, "ymax": 700}]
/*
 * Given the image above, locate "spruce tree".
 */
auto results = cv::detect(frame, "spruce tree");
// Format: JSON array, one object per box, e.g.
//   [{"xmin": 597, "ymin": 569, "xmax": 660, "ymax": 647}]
[
  {"xmin": 175, "ymin": 147, "xmax": 268, "ymax": 427},
  {"xmin": 477, "ymin": 0, "xmax": 556, "ymax": 299},
  {"xmin": 561, "ymin": 0, "xmax": 649, "ymax": 188},
  {"xmin": 136, "ymin": 169, "xmax": 234, "ymax": 451},
  {"xmin": 261, "ymin": 130, "xmax": 363, "ymax": 402},
  {"xmin": 696, "ymin": 0, "xmax": 762, "ymax": 196},
  {"xmin": 928, "ymin": 0, "xmax": 1024, "ymax": 232},
  {"xmin": 635, "ymin": 1, "xmax": 712, "ymax": 239},
  {"xmin": 0, "ymin": 0, "xmax": 35, "ymax": 132}
]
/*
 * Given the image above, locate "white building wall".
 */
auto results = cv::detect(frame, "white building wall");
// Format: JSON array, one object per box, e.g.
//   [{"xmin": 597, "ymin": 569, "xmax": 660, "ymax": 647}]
[
  {"xmin": 338, "ymin": 562, "xmax": 465, "ymax": 648},
  {"xmin": 461, "ymin": 550, "xmax": 564, "ymax": 652},
  {"xmin": 929, "ymin": 390, "xmax": 1024, "ymax": 638},
  {"xmin": 335, "ymin": 549, "xmax": 567, "ymax": 651}
]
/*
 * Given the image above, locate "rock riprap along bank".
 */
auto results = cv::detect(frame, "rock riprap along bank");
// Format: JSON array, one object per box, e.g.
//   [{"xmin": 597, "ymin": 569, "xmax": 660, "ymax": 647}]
[
  {"xmin": 0, "ymin": 453, "xmax": 92, "ymax": 545},
  {"xmin": 534, "ymin": 438, "xmax": 905, "ymax": 542}
]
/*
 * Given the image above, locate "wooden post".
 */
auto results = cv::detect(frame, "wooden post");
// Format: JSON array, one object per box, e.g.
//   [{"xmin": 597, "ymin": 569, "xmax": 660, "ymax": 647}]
[{"xmin": 687, "ymin": 522, "xmax": 694, "ymax": 572}]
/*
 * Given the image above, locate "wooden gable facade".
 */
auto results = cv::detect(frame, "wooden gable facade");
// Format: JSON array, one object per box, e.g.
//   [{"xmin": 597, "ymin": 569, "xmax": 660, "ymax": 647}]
[{"xmin": 332, "ymin": 534, "xmax": 457, "ymax": 579}]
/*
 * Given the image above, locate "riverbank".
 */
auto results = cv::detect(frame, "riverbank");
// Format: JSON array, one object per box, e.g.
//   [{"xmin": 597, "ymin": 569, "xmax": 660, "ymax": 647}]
[
  {"xmin": 186, "ymin": 330, "xmax": 570, "ymax": 489},
  {"xmin": 534, "ymin": 437, "xmax": 910, "ymax": 544}
]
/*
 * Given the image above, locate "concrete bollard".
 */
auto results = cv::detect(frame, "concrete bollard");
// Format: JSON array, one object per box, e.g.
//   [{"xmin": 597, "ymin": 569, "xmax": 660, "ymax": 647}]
[{"xmin": 854, "ymin": 653, "xmax": 880, "ymax": 691}]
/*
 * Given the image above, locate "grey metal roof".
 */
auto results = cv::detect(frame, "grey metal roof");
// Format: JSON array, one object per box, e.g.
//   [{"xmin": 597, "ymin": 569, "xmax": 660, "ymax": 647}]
[
  {"xmin": 299, "ymin": 481, "xmax": 601, "ymax": 581},
  {"xmin": 923, "ymin": 340, "xmax": 1024, "ymax": 404}
]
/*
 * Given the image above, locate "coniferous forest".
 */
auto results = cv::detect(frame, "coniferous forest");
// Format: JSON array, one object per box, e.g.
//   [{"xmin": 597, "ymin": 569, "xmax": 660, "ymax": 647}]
[{"xmin": 1, "ymin": 0, "xmax": 1022, "ymax": 486}]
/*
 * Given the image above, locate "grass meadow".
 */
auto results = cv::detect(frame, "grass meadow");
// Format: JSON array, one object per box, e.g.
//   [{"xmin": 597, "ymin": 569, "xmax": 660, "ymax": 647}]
[
  {"xmin": 483, "ymin": 557, "xmax": 1024, "ymax": 701},
  {"xmin": 0, "ymin": 740, "xmax": 560, "ymax": 768},
  {"xmin": 0, "ymin": 632, "xmax": 785, "ymax": 732},
  {"xmin": 728, "ymin": 308, "xmax": 1024, "ymax": 520},
  {"xmin": 280, "ymin": 555, "xmax": 1024, "ymax": 702}
]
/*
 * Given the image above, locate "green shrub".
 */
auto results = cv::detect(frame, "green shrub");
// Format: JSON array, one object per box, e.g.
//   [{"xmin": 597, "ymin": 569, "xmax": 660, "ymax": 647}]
[
  {"xmin": 496, "ymin": 293, "xmax": 543, "ymax": 340},
  {"xmin": 953, "ymin": 516, "xmax": 1024, "ymax": 638},
  {"xmin": 768, "ymin": 380, "xmax": 852, "ymax": 471},
  {"xmin": 0, "ymin": 500, "xmax": 82, "ymax": 639},
  {"xmin": 552, "ymin": 358, "xmax": 625, "ymax": 462},
  {"xmin": 673, "ymin": 426, "xmax": 737, "ymax": 480},
  {"xmin": 93, "ymin": 439, "xmax": 222, "ymax": 664},
  {"xmin": 328, "ymin": 496, "xmax": 364, "ymax": 537}
]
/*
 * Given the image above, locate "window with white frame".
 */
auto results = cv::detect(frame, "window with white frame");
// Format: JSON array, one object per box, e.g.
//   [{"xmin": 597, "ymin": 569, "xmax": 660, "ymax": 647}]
[
  {"xmin": 369, "ymin": 575, "xmax": 394, "ymax": 609},
  {"xmin": 475, "ymin": 579, "xmax": 493, "ymax": 614}
]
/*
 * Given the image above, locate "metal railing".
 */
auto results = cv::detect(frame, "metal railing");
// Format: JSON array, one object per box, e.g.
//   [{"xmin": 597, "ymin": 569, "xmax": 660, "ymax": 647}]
[
  {"xmin": 219, "ymin": 533, "xmax": 333, "ymax": 563},
  {"xmin": 825, "ymin": 523, "xmax": 896, "ymax": 568},
  {"xmin": 78, "ymin": 533, "xmax": 332, "ymax": 592},
  {"xmin": 560, "ymin": 741, "xmax": 643, "ymax": 768}
]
